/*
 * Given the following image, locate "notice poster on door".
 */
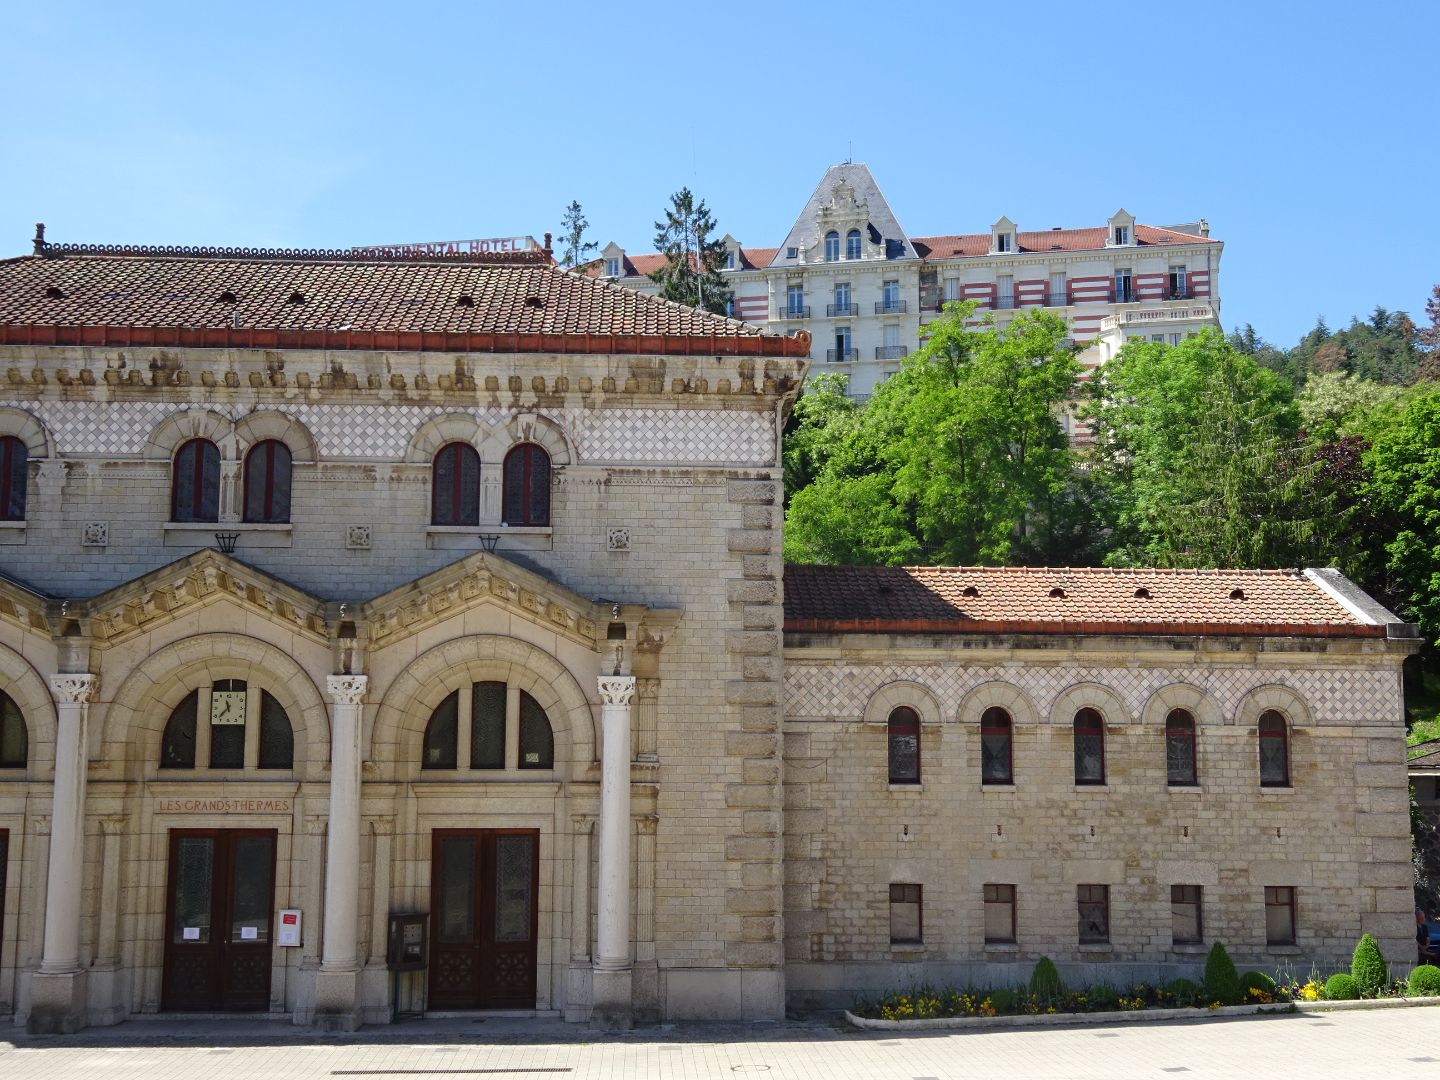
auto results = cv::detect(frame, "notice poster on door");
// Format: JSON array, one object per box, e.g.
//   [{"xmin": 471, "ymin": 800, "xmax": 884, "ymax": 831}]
[
  {"xmin": 182, "ymin": 927, "xmax": 200, "ymax": 941},
  {"xmin": 239, "ymin": 926, "xmax": 259, "ymax": 941},
  {"xmin": 276, "ymin": 908, "xmax": 302, "ymax": 947}
]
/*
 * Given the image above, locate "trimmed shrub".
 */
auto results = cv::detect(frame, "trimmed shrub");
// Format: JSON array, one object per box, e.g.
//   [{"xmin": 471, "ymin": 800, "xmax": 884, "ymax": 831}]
[
  {"xmin": 1407, "ymin": 964, "xmax": 1440, "ymax": 997},
  {"xmin": 1165, "ymin": 978, "xmax": 1202, "ymax": 1006},
  {"xmin": 1350, "ymin": 933, "xmax": 1388, "ymax": 997},
  {"xmin": 1240, "ymin": 971, "xmax": 1276, "ymax": 998},
  {"xmin": 1029, "ymin": 957, "xmax": 1063, "ymax": 1001},
  {"xmin": 1323, "ymin": 973, "xmax": 1360, "ymax": 1000},
  {"xmin": 1203, "ymin": 942, "xmax": 1242, "ymax": 1005},
  {"xmin": 989, "ymin": 988, "xmax": 1017, "ymax": 1014},
  {"xmin": 1087, "ymin": 983, "xmax": 1120, "ymax": 1010}
]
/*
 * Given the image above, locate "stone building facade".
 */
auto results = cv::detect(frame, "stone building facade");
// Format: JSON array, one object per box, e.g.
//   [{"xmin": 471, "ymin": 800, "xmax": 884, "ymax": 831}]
[{"xmin": 0, "ymin": 237, "xmax": 1417, "ymax": 1033}]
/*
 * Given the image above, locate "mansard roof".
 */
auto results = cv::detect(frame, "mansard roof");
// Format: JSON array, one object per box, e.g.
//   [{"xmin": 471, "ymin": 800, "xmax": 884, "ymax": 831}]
[
  {"xmin": 783, "ymin": 565, "xmax": 1412, "ymax": 639},
  {"xmin": 0, "ymin": 242, "xmax": 807, "ymax": 357},
  {"xmin": 910, "ymin": 223, "xmax": 1218, "ymax": 259},
  {"xmin": 769, "ymin": 163, "xmax": 919, "ymax": 267}
]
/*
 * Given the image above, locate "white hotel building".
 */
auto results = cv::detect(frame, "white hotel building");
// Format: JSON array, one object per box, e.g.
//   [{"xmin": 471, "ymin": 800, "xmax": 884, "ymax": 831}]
[{"xmin": 597, "ymin": 163, "xmax": 1222, "ymax": 399}]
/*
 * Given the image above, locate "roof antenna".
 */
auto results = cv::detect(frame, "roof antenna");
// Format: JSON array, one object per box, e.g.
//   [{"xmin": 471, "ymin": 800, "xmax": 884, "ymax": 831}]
[
  {"xmin": 33, "ymin": 222, "xmax": 45, "ymax": 255},
  {"xmin": 846, "ymin": 140, "xmax": 852, "ymax": 165}
]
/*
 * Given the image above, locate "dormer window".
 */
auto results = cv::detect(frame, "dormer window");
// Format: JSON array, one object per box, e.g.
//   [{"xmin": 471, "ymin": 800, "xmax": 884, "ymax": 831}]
[
  {"xmin": 724, "ymin": 251, "xmax": 736, "ymax": 270},
  {"xmin": 1107, "ymin": 209, "xmax": 1136, "ymax": 248},
  {"xmin": 824, "ymin": 231, "xmax": 840, "ymax": 262},
  {"xmin": 846, "ymin": 229, "xmax": 862, "ymax": 260},
  {"xmin": 1113, "ymin": 225, "xmax": 1130, "ymax": 246},
  {"xmin": 604, "ymin": 257, "xmax": 620, "ymax": 278},
  {"xmin": 991, "ymin": 216, "xmax": 1017, "ymax": 255},
  {"xmin": 996, "ymin": 233, "xmax": 1012, "ymax": 253}
]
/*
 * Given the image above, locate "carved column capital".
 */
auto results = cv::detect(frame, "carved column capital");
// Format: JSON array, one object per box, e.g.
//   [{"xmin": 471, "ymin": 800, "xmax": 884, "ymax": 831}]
[
  {"xmin": 326, "ymin": 674, "xmax": 368, "ymax": 705},
  {"xmin": 369, "ymin": 817, "xmax": 395, "ymax": 837},
  {"xmin": 597, "ymin": 675, "xmax": 636, "ymax": 707},
  {"xmin": 49, "ymin": 673, "xmax": 99, "ymax": 703},
  {"xmin": 99, "ymin": 815, "xmax": 129, "ymax": 836}
]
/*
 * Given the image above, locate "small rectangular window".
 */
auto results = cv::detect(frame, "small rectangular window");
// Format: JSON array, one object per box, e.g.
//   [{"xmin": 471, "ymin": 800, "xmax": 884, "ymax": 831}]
[
  {"xmin": 1078, "ymin": 884, "xmax": 1109, "ymax": 944},
  {"xmin": 996, "ymin": 233, "xmax": 1011, "ymax": 252},
  {"xmin": 1151, "ymin": 333, "xmax": 1165, "ymax": 343},
  {"xmin": 1171, "ymin": 884, "xmax": 1202, "ymax": 945},
  {"xmin": 942, "ymin": 278, "xmax": 960, "ymax": 301},
  {"xmin": 984, "ymin": 884, "xmax": 1016, "ymax": 944},
  {"xmin": 786, "ymin": 247, "xmax": 798, "ymax": 259},
  {"xmin": 1265, "ymin": 886, "xmax": 1296, "ymax": 945},
  {"xmin": 604, "ymin": 258, "xmax": 619, "ymax": 277},
  {"xmin": 724, "ymin": 252, "xmax": 736, "ymax": 270},
  {"xmin": 1169, "ymin": 265, "xmax": 1187, "ymax": 298},
  {"xmin": 890, "ymin": 883, "xmax": 922, "ymax": 944},
  {"xmin": 1114, "ymin": 225, "xmax": 1130, "ymax": 245}
]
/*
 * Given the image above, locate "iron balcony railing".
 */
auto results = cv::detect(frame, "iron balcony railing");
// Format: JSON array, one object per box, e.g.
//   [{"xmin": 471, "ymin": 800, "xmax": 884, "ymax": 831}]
[
  {"xmin": 993, "ymin": 294, "xmax": 1017, "ymax": 310},
  {"xmin": 874, "ymin": 299, "xmax": 907, "ymax": 314},
  {"xmin": 1045, "ymin": 291, "xmax": 1069, "ymax": 306},
  {"xmin": 1167, "ymin": 286, "xmax": 1194, "ymax": 300},
  {"xmin": 827, "ymin": 302, "xmax": 860, "ymax": 317},
  {"xmin": 776, "ymin": 305, "xmax": 810, "ymax": 320},
  {"xmin": 826, "ymin": 348, "xmax": 859, "ymax": 362},
  {"xmin": 875, "ymin": 346, "xmax": 908, "ymax": 359}
]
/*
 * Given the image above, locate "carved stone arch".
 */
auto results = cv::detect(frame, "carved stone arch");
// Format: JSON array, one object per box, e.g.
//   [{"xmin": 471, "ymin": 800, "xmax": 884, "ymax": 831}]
[
  {"xmin": 100, "ymin": 633, "xmax": 328, "ymax": 778},
  {"xmin": 502, "ymin": 412, "xmax": 573, "ymax": 466},
  {"xmin": 1234, "ymin": 683, "xmax": 1313, "ymax": 731},
  {"xmin": 1048, "ymin": 681, "xmax": 1132, "ymax": 727},
  {"xmin": 370, "ymin": 634, "xmax": 594, "ymax": 779},
  {"xmin": 956, "ymin": 680, "xmax": 1040, "ymax": 727},
  {"xmin": 1139, "ymin": 682, "xmax": 1223, "ymax": 729},
  {"xmin": 233, "ymin": 410, "xmax": 318, "ymax": 463},
  {"xmin": 0, "ymin": 406, "xmax": 55, "ymax": 458},
  {"xmin": 0, "ymin": 641, "xmax": 59, "ymax": 776},
  {"xmin": 863, "ymin": 680, "xmax": 943, "ymax": 726},
  {"xmin": 143, "ymin": 408, "xmax": 238, "ymax": 460},
  {"xmin": 405, "ymin": 412, "xmax": 484, "ymax": 463}
]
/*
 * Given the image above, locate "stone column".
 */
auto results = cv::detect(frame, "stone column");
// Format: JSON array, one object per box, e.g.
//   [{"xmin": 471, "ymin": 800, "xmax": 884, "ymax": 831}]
[
  {"xmin": 592, "ymin": 675, "xmax": 635, "ymax": 1028},
  {"xmin": 313, "ymin": 674, "xmax": 367, "ymax": 1031},
  {"xmin": 29, "ymin": 673, "xmax": 98, "ymax": 1034}
]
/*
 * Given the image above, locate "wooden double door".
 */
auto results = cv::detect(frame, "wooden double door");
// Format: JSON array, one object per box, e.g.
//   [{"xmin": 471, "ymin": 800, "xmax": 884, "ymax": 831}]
[
  {"xmin": 429, "ymin": 829, "xmax": 539, "ymax": 1010},
  {"xmin": 162, "ymin": 829, "xmax": 276, "ymax": 1011}
]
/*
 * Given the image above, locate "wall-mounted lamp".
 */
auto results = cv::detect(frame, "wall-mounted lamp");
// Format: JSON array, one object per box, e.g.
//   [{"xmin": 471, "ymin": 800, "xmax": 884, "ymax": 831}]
[
  {"xmin": 214, "ymin": 532, "xmax": 239, "ymax": 554},
  {"xmin": 478, "ymin": 534, "xmax": 500, "ymax": 553}
]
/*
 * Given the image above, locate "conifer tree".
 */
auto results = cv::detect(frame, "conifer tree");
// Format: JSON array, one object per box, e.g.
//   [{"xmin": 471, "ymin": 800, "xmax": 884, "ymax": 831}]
[
  {"xmin": 650, "ymin": 187, "xmax": 732, "ymax": 315},
  {"xmin": 557, "ymin": 200, "xmax": 598, "ymax": 269}
]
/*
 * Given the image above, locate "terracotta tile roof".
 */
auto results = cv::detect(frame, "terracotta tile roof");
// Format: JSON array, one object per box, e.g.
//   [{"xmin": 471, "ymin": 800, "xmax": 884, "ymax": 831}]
[
  {"xmin": 0, "ymin": 247, "xmax": 808, "ymax": 356},
  {"xmin": 585, "ymin": 247, "xmax": 779, "ymax": 280},
  {"xmin": 911, "ymin": 224, "xmax": 1217, "ymax": 260},
  {"xmin": 783, "ymin": 565, "xmax": 1382, "ymax": 638}
]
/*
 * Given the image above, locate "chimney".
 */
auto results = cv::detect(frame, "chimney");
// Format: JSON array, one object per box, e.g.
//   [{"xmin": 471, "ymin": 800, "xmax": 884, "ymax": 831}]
[
  {"xmin": 1198, "ymin": 218, "xmax": 1210, "ymax": 238},
  {"xmin": 33, "ymin": 222, "xmax": 45, "ymax": 255}
]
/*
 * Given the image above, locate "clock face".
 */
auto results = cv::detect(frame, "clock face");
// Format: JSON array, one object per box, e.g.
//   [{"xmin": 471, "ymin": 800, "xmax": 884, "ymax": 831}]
[{"xmin": 210, "ymin": 690, "xmax": 247, "ymax": 726}]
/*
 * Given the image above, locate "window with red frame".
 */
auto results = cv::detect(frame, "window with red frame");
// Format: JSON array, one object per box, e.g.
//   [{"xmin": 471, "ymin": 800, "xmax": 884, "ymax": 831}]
[
  {"xmin": 887, "ymin": 706, "xmax": 920, "ymax": 785},
  {"xmin": 502, "ymin": 443, "xmax": 550, "ymax": 526},
  {"xmin": 981, "ymin": 706, "xmax": 1012, "ymax": 784},
  {"xmin": 432, "ymin": 442, "xmax": 480, "ymax": 526},
  {"xmin": 242, "ymin": 440, "xmax": 292, "ymax": 524},
  {"xmin": 0, "ymin": 436, "xmax": 27, "ymax": 521},
  {"xmin": 1258, "ymin": 710, "xmax": 1290, "ymax": 787},
  {"xmin": 172, "ymin": 438, "xmax": 221, "ymax": 523},
  {"xmin": 1073, "ymin": 707, "xmax": 1105, "ymax": 784},
  {"xmin": 1166, "ymin": 709, "xmax": 1198, "ymax": 786}
]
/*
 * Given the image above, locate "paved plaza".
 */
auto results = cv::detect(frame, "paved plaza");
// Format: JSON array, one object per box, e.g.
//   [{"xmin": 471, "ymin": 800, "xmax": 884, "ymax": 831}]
[{"xmin": 2, "ymin": 1008, "xmax": 1437, "ymax": 1079}]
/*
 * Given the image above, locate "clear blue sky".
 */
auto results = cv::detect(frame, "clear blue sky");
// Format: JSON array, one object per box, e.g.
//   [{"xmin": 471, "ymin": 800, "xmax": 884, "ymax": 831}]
[{"xmin": 2, "ymin": 1, "xmax": 1434, "ymax": 347}]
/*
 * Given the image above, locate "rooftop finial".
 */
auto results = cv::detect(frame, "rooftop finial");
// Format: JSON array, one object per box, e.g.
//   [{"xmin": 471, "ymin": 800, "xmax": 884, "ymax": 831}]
[{"xmin": 33, "ymin": 222, "xmax": 45, "ymax": 255}]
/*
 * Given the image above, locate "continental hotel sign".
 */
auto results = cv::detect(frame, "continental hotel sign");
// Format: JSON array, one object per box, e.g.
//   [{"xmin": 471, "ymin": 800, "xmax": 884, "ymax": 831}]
[{"xmin": 351, "ymin": 236, "xmax": 539, "ymax": 258}]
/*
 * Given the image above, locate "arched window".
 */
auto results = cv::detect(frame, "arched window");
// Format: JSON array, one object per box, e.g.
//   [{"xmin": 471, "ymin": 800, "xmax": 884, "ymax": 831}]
[
  {"xmin": 160, "ymin": 691, "xmax": 199, "ymax": 769},
  {"xmin": 0, "ymin": 691, "xmax": 26, "ymax": 768},
  {"xmin": 824, "ymin": 231, "xmax": 840, "ymax": 262},
  {"xmin": 502, "ymin": 444, "xmax": 551, "ymax": 527},
  {"xmin": 887, "ymin": 706, "xmax": 920, "ymax": 784},
  {"xmin": 423, "ymin": 690, "xmax": 460, "ymax": 770},
  {"xmin": 0, "ymin": 436, "xmax": 28, "ymax": 521},
  {"xmin": 257, "ymin": 690, "xmax": 294, "ymax": 769},
  {"xmin": 422, "ymin": 681, "xmax": 556, "ymax": 771},
  {"xmin": 243, "ymin": 440, "xmax": 292, "ymax": 524},
  {"xmin": 981, "ymin": 707, "xmax": 1012, "ymax": 784},
  {"xmin": 845, "ymin": 228, "xmax": 862, "ymax": 260},
  {"xmin": 1073, "ymin": 708, "xmax": 1105, "ymax": 784},
  {"xmin": 1258, "ymin": 710, "xmax": 1290, "ymax": 787},
  {"xmin": 1165, "ymin": 709, "xmax": 1197, "ymax": 786},
  {"xmin": 172, "ymin": 438, "xmax": 221, "ymax": 523},
  {"xmin": 471, "ymin": 681, "xmax": 505, "ymax": 769},
  {"xmin": 519, "ymin": 690, "xmax": 554, "ymax": 769},
  {"xmin": 431, "ymin": 442, "xmax": 480, "ymax": 527}
]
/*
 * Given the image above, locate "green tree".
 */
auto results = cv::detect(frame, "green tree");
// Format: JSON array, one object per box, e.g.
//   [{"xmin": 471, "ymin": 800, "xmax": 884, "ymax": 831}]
[
  {"xmin": 784, "ymin": 304, "xmax": 1086, "ymax": 566},
  {"xmin": 556, "ymin": 200, "xmax": 598, "ymax": 270},
  {"xmin": 1297, "ymin": 371, "xmax": 1404, "ymax": 442},
  {"xmin": 1086, "ymin": 330, "xmax": 1322, "ymax": 568},
  {"xmin": 1363, "ymin": 384, "xmax": 1440, "ymax": 645},
  {"xmin": 649, "ymin": 187, "xmax": 732, "ymax": 314},
  {"xmin": 781, "ymin": 372, "xmax": 861, "ymax": 504}
]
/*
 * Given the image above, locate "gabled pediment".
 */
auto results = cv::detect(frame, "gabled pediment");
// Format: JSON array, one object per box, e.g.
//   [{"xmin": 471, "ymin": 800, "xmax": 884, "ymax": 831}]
[
  {"xmin": 363, "ymin": 549, "xmax": 610, "ymax": 652},
  {"xmin": 79, "ymin": 549, "xmax": 329, "ymax": 647}
]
